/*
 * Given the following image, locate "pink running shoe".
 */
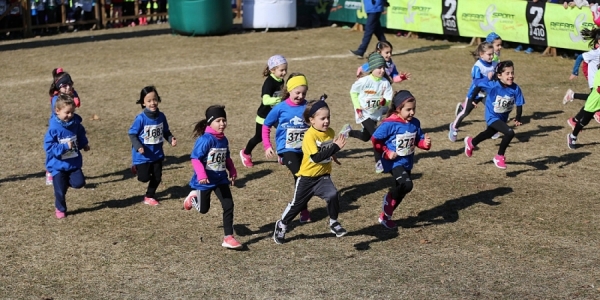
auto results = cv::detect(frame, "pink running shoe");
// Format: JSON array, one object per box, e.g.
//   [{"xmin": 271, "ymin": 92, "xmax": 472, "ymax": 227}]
[
  {"xmin": 239, "ymin": 149, "xmax": 254, "ymax": 168},
  {"xmin": 382, "ymin": 193, "xmax": 396, "ymax": 217},
  {"xmin": 143, "ymin": 197, "xmax": 159, "ymax": 206},
  {"xmin": 131, "ymin": 165, "xmax": 137, "ymax": 175},
  {"xmin": 594, "ymin": 112, "xmax": 600, "ymax": 124},
  {"xmin": 464, "ymin": 136, "xmax": 474, "ymax": 157},
  {"xmin": 299, "ymin": 209, "xmax": 311, "ymax": 223},
  {"xmin": 567, "ymin": 118, "xmax": 579, "ymax": 131},
  {"xmin": 378, "ymin": 213, "xmax": 397, "ymax": 229},
  {"xmin": 222, "ymin": 235, "xmax": 242, "ymax": 249},
  {"xmin": 563, "ymin": 89, "xmax": 574, "ymax": 104},
  {"xmin": 493, "ymin": 154, "xmax": 507, "ymax": 169},
  {"xmin": 55, "ymin": 209, "xmax": 66, "ymax": 219},
  {"xmin": 183, "ymin": 191, "xmax": 196, "ymax": 210}
]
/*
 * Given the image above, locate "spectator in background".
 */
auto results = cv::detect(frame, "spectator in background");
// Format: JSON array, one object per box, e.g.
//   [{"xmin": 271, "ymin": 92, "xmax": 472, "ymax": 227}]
[{"xmin": 349, "ymin": 0, "xmax": 388, "ymax": 59}]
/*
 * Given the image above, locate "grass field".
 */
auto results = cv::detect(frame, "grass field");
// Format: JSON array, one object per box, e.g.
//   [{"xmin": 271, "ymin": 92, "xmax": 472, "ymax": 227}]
[{"xmin": 1, "ymin": 23, "xmax": 600, "ymax": 299}]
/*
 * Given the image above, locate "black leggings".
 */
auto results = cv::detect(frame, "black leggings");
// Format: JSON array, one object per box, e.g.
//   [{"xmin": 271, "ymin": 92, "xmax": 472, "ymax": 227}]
[
  {"xmin": 453, "ymin": 98, "xmax": 481, "ymax": 129},
  {"xmin": 243, "ymin": 122, "xmax": 263, "ymax": 155},
  {"xmin": 348, "ymin": 118, "xmax": 381, "ymax": 162},
  {"xmin": 574, "ymin": 88, "xmax": 593, "ymax": 101},
  {"xmin": 472, "ymin": 120, "xmax": 515, "ymax": 156},
  {"xmin": 136, "ymin": 159, "xmax": 163, "ymax": 198},
  {"xmin": 389, "ymin": 166, "xmax": 413, "ymax": 207},
  {"xmin": 572, "ymin": 107, "xmax": 598, "ymax": 136},
  {"xmin": 280, "ymin": 151, "xmax": 308, "ymax": 212},
  {"xmin": 195, "ymin": 184, "xmax": 235, "ymax": 236}
]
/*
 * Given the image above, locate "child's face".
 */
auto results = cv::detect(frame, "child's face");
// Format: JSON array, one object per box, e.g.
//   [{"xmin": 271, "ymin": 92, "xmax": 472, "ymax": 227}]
[
  {"xmin": 209, "ymin": 117, "xmax": 227, "ymax": 133},
  {"xmin": 143, "ymin": 91, "xmax": 159, "ymax": 111},
  {"xmin": 398, "ymin": 101, "xmax": 416, "ymax": 121},
  {"xmin": 492, "ymin": 39, "xmax": 503, "ymax": 53},
  {"xmin": 272, "ymin": 64, "xmax": 288, "ymax": 79},
  {"xmin": 379, "ymin": 46, "xmax": 392, "ymax": 62},
  {"xmin": 289, "ymin": 85, "xmax": 307, "ymax": 104},
  {"xmin": 59, "ymin": 83, "xmax": 73, "ymax": 95},
  {"xmin": 481, "ymin": 49, "xmax": 494, "ymax": 63},
  {"xmin": 498, "ymin": 66, "xmax": 514, "ymax": 86},
  {"xmin": 371, "ymin": 65, "xmax": 385, "ymax": 78},
  {"xmin": 310, "ymin": 108, "xmax": 330, "ymax": 131},
  {"xmin": 55, "ymin": 104, "xmax": 76, "ymax": 122}
]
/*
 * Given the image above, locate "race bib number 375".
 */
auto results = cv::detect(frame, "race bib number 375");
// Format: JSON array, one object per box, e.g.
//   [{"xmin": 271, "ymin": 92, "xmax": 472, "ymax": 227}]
[{"xmin": 285, "ymin": 128, "xmax": 306, "ymax": 149}]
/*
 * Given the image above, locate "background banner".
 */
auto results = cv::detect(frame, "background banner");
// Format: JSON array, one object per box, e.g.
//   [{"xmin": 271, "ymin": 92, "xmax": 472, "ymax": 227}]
[{"xmin": 328, "ymin": 0, "xmax": 593, "ymax": 51}]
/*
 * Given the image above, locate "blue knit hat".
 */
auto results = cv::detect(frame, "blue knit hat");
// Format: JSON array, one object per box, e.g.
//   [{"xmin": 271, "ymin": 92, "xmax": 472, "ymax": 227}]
[{"xmin": 486, "ymin": 32, "xmax": 501, "ymax": 43}]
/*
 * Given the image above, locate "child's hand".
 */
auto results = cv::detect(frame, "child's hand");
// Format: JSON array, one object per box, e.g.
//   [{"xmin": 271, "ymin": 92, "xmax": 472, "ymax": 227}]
[
  {"xmin": 334, "ymin": 134, "xmax": 347, "ymax": 150},
  {"xmin": 67, "ymin": 141, "xmax": 74, "ymax": 149},
  {"xmin": 356, "ymin": 108, "xmax": 363, "ymax": 119},
  {"xmin": 513, "ymin": 119, "xmax": 522, "ymax": 126},
  {"xmin": 564, "ymin": 1, "xmax": 569, "ymax": 8},
  {"xmin": 400, "ymin": 72, "xmax": 411, "ymax": 80},
  {"xmin": 332, "ymin": 155, "xmax": 341, "ymax": 165},
  {"xmin": 265, "ymin": 147, "xmax": 275, "ymax": 159},
  {"xmin": 230, "ymin": 175, "xmax": 236, "ymax": 186},
  {"xmin": 137, "ymin": 147, "xmax": 144, "ymax": 154},
  {"xmin": 379, "ymin": 98, "xmax": 387, "ymax": 106},
  {"xmin": 171, "ymin": 137, "xmax": 177, "ymax": 147},
  {"xmin": 386, "ymin": 150, "xmax": 398, "ymax": 160},
  {"xmin": 569, "ymin": 74, "xmax": 578, "ymax": 80},
  {"xmin": 199, "ymin": 178, "xmax": 210, "ymax": 184},
  {"xmin": 472, "ymin": 101, "xmax": 478, "ymax": 108},
  {"xmin": 83, "ymin": 145, "xmax": 90, "ymax": 151},
  {"xmin": 424, "ymin": 133, "xmax": 431, "ymax": 147},
  {"xmin": 487, "ymin": 72, "xmax": 493, "ymax": 79}
]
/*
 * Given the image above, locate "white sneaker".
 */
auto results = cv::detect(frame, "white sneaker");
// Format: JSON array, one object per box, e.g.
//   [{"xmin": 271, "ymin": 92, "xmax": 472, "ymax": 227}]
[
  {"xmin": 491, "ymin": 132, "xmax": 501, "ymax": 140},
  {"xmin": 340, "ymin": 124, "xmax": 352, "ymax": 138},
  {"xmin": 375, "ymin": 160, "xmax": 384, "ymax": 173},
  {"xmin": 563, "ymin": 89, "xmax": 574, "ymax": 104}
]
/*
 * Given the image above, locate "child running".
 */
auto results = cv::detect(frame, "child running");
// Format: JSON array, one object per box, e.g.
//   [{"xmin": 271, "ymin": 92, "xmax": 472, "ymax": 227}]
[
  {"xmin": 183, "ymin": 105, "xmax": 242, "ymax": 249},
  {"xmin": 44, "ymin": 94, "xmax": 90, "ymax": 219},
  {"xmin": 273, "ymin": 99, "xmax": 347, "ymax": 244},
  {"xmin": 343, "ymin": 52, "xmax": 394, "ymax": 173},
  {"xmin": 464, "ymin": 61, "xmax": 525, "ymax": 169},
  {"xmin": 448, "ymin": 42, "xmax": 496, "ymax": 142},
  {"xmin": 240, "ymin": 55, "xmax": 288, "ymax": 168},
  {"xmin": 128, "ymin": 86, "xmax": 177, "ymax": 206},
  {"xmin": 456, "ymin": 32, "xmax": 502, "ymax": 116},
  {"xmin": 262, "ymin": 73, "xmax": 313, "ymax": 222},
  {"xmin": 371, "ymin": 90, "xmax": 431, "ymax": 229},
  {"xmin": 356, "ymin": 41, "xmax": 410, "ymax": 84}
]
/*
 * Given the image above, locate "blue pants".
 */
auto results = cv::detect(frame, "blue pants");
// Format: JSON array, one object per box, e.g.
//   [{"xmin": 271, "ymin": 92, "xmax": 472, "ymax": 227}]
[
  {"xmin": 357, "ymin": 12, "xmax": 387, "ymax": 55},
  {"xmin": 53, "ymin": 169, "xmax": 86, "ymax": 212}
]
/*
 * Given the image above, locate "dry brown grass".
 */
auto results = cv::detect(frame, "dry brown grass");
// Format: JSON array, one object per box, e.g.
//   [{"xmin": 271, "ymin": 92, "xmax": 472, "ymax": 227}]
[{"xmin": 1, "ymin": 23, "xmax": 600, "ymax": 299}]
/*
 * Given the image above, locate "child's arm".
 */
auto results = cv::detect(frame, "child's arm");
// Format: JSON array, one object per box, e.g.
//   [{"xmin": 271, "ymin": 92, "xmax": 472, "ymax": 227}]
[
  {"xmin": 72, "ymin": 89, "xmax": 80, "ymax": 108},
  {"xmin": 417, "ymin": 131, "xmax": 431, "ymax": 150},
  {"xmin": 371, "ymin": 136, "xmax": 395, "ymax": 160},
  {"xmin": 262, "ymin": 78, "xmax": 282, "ymax": 106},
  {"xmin": 76, "ymin": 121, "xmax": 90, "ymax": 151},
  {"xmin": 191, "ymin": 159, "xmax": 208, "ymax": 182},
  {"xmin": 128, "ymin": 116, "xmax": 145, "ymax": 153},
  {"xmin": 162, "ymin": 116, "xmax": 176, "ymax": 146},
  {"xmin": 571, "ymin": 54, "xmax": 583, "ymax": 79},
  {"xmin": 44, "ymin": 130, "xmax": 71, "ymax": 158},
  {"xmin": 513, "ymin": 86, "xmax": 526, "ymax": 126},
  {"xmin": 309, "ymin": 135, "xmax": 346, "ymax": 163},
  {"xmin": 225, "ymin": 157, "xmax": 237, "ymax": 186},
  {"xmin": 350, "ymin": 80, "xmax": 364, "ymax": 112}
]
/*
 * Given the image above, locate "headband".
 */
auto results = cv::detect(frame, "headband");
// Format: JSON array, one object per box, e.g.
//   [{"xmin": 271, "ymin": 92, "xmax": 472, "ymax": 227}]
[
  {"xmin": 55, "ymin": 74, "xmax": 73, "ymax": 87},
  {"xmin": 267, "ymin": 55, "xmax": 287, "ymax": 70},
  {"xmin": 287, "ymin": 75, "xmax": 308, "ymax": 92},
  {"xmin": 308, "ymin": 100, "xmax": 328, "ymax": 117},
  {"xmin": 206, "ymin": 106, "xmax": 227, "ymax": 125},
  {"xmin": 392, "ymin": 90, "xmax": 415, "ymax": 107}
]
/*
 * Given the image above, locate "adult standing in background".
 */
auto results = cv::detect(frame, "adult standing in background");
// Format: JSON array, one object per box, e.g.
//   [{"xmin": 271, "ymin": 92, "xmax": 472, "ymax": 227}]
[{"xmin": 349, "ymin": 0, "xmax": 388, "ymax": 59}]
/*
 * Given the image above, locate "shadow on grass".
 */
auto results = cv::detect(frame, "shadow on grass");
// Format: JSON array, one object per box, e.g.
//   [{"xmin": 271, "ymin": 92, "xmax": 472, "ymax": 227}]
[
  {"xmin": 85, "ymin": 155, "xmax": 190, "ymax": 186},
  {"xmin": 335, "ymin": 145, "xmax": 373, "ymax": 159},
  {"xmin": 349, "ymin": 186, "xmax": 512, "ymax": 250},
  {"xmin": 514, "ymin": 125, "xmax": 563, "ymax": 143},
  {"xmin": 393, "ymin": 44, "xmax": 452, "ymax": 56},
  {"xmin": 234, "ymin": 169, "xmax": 273, "ymax": 188},
  {"xmin": 338, "ymin": 174, "xmax": 421, "ymax": 204},
  {"xmin": 0, "ymin": 171, "xmax": 45, "ymax": 186},
  {"xmin": 69, "ymin": 184, "xmax": 189, "ymax": 215},
  {"xmin": 505, "ymin": 152, "xmax": 592, "ymax": 177}
]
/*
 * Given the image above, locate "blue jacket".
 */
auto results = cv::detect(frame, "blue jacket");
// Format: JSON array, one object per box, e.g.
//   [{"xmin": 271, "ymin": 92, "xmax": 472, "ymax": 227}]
[
  {"xmin": 189, "ymin": 133, "xmax": 231, "ymax": 190},
  {"xmin": 44, "ymin": 114, "xmax": 88, "ymax": 175},
  {"xmin": 473, "ymin": 79, "xmax": 525, "ymax": 126},
  {"xmin": 128, "ymin": 111, "xmax": 171, "ymax": 165},
  {"xmin": 364, "ymin": 0, "xmax": 386, "ymax": 13}
]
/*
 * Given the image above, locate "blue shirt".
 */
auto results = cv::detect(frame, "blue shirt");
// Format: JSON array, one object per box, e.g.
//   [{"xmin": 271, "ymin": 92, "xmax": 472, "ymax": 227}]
[
  {"xmin": 364, "ymin": 0, "xmax": 385, "ymax": 13},
  {"xmin": 128, "ymin": 111, "xmax": 171, "ymax": 164},
  {"xmin": 474, "ymin": 80, "xmax": 526, "ymax": 126},
  {"xmin": 466, "ymin": 59, "xmax": 496, "ymax": 101},
  {"xmin": 372, "ymin": 117, "xmax": 425, "ymax": 172},
  {"xmin": 189, "ymin": 133, "xmax": 231, "ymax": 190},
  {"xmin": 44, "ymin": 114, "xmax": 88, "ymax": 176},
  {"xmin": 263, "ymin": 100, "xmax": 309, "ymax": 155}
]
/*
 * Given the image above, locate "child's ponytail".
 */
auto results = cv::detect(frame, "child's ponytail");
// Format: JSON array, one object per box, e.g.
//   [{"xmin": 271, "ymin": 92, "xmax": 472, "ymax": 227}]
[
  {"xmin": 262, "ymin": 65, "xmax": 271, "ymax": 77},
  {"xmin": 192, "ymin": 119, "xmax": 208, "ymax": 138},
  {"xmin": 581, "ymin": 26, "xmax": 600, "ymax": 49}
]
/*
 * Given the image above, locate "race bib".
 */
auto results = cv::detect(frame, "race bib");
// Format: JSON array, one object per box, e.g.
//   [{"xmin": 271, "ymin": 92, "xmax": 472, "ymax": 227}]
[
  {"xmin": 361, "ymin": 96, "xmax": 381, "ymax": 114},
  {"xmin": 316, "ymin": 140, "xmax": 333, "ymax": 164},
  {"xmin": 142, "ymin": 123, "xmax": 164, "ymax": 145},
  {"xmin": 493, "ymin": 95, "xmax": 515, "ymax": 114},
  {"xmin": 395, "ymin": 132, "xmax": 416, "ymax": 157},
  {"xmin": 59, "ymin": 136, "xmax": 79, "ymax": 160},
  {"xmin": 206, "ymin": 148, "xmax": 227, "ymax": 172},
  {"xmin": 285, "ymin": 128, "xmax": 306, "ymax": 149}
]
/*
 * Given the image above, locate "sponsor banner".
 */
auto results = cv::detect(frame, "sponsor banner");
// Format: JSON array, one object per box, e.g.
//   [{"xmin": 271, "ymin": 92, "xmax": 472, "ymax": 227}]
[
  {"xmin": 526, "ymin": 1, "xmax": 548, "ymax": 47},
  {"xmin": 456, "ymin": 0, "xmax": 529, "ymax": 44},
  {"xmin": 387, "ymin": 0, "xmax": 442, "ymax": 34},
  {"xmin": 544, "ymin": 4, "xmax": 594, "ymax": 51},
  {"xmin": 441, "ymin": 0, "xmax": 459, "ymax": 36}
]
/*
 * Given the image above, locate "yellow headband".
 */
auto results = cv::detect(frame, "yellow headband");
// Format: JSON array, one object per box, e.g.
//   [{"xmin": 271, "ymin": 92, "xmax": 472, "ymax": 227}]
[{"xmin": 287, "ymin": 75, "xmax": 308, "ymax": 92}]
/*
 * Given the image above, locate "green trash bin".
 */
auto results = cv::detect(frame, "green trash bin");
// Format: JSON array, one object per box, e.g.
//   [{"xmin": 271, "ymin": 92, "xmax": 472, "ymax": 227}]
[{"xmin": 169, "ymin": 0, "xmax": 232, "ymax": 36}]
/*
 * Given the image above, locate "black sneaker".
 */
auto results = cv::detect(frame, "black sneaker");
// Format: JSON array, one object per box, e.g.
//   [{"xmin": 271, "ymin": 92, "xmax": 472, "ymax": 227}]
[
  {"xmin": 329, "ymin": 222, "xmax": 347, "ymax": 237},
  {"xmin": 273, "ymin": 220, "xmax": 286, "ymax": 244},
  {"xmin": 348, "ymin": 50, "xmax": 364, "ymax": 58},
  {"xmin": 567, "ymin": 134, "xmax": 577, "ymax": 150}
]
